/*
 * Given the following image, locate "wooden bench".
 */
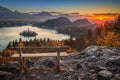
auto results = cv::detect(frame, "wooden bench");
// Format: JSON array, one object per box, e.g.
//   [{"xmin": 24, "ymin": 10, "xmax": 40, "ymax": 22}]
[{"xmin": 10, "ymin": 46, "xmax": 70, "ymax": 71}]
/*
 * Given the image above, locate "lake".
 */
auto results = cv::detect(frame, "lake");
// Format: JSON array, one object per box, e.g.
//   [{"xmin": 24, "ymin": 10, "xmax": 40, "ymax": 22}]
[{"xmin": 0, "ymin": 25, "xmax": 70, "ymax": 51}]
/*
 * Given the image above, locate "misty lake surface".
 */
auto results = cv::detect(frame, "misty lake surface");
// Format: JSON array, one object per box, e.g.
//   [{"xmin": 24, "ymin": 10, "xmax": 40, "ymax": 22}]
[{"xmin": 0, "ymin": 25, "xmax": 70, "ymax": 50}]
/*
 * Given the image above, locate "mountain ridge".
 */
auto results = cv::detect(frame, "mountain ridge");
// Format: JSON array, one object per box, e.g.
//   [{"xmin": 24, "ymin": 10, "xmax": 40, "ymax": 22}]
[
  {"xmin": 35, "ymin": 17, "xmax": 93, "ymax": 28},
  {"xmin": 0, "ymin": 6, "xmax": 55, "ymax": 20}
]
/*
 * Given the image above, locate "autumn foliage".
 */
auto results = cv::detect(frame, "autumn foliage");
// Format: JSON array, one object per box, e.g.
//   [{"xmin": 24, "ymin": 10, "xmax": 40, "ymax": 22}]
[
  {"xmin": 96, "ymin": 31, "xmax": 120, "ymax": 47},
  {"xmin": 95, "ymin": 15, "xmax": 120, "ymax": 47},
  {"xmin": 0, "ymin": 48, "xmax": 16, "ymax": 65}
]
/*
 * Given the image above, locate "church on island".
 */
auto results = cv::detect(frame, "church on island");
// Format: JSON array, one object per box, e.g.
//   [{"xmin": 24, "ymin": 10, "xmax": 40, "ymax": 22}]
[{"xmin": 19, "ymin": 28, "xmax": 38, "ymax": 37}]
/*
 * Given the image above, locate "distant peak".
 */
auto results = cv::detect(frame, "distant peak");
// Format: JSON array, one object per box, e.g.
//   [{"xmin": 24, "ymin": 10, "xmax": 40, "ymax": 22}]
[
  {"xmin": 0, "ymin": 6, "xmax": 13, "ymax": 13},
  {"xmin": 35, "ymin": 11, "xmax": 52, "ymax": 16},
  {"xmin": 74, "ymin": 19, "xmax": 91, "ymax": 23},
  {"xmin": 75, "ymin": 19, "xmax": 89, "ymax": 21},
  {"xmin": 57, "ymin": 17, "xmax": 70, "ymax": 20},
  {"xmin": 0, "ymin": 6, "xmax": 11, "ymax": 10}
]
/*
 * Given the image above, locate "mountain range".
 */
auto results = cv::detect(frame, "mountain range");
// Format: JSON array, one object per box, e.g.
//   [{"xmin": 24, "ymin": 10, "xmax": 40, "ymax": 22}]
[
  {"xmin": 0, "ymin": 6, "xmax": 96, "ymax": 30},
  {"xmin": 0, "ymin": 6, "xmax": 92, "ymax": 22},
  {"xmin": 0, "ymin": 6, "xmax": 55, "ymax": 21},
  {"xmin": 35, "ymin": 17, "xmax": 94, "ymax": 29},
  {"xmin": 0, "ymin": 6, "xmax": 31, "ymax": 19}
]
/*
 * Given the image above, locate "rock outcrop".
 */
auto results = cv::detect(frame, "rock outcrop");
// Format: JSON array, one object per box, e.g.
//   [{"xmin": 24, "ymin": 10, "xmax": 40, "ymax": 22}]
[
  {"xmin": 0, "ymin": 61, "xmax": 19, "ymax": 73},
  {"xmin": 63, "ymin": 46, "xmax": 120, "ymax": 80},
  {"xmin": 0, "ymin": 46, "xmax": 120, "ymax": 80}
]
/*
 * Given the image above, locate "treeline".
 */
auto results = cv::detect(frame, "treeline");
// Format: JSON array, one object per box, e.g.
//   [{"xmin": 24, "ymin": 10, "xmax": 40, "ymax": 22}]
[
  {"xmin": 0, "ymin": 21, "xmax": 30, "ymax": 28},
  {"xmin": 57, "ymin": 27, "xmax": 89, "ymax": 37},
  {"xmin": 0, "ymin": 38, "xmax": 67, "ymax": 65},
  {"xmin": 7, "ymin": 38, "xmax": 57, "ymax": 48},
  {"xmin": 0, "ymin": 48, "xmax": 16, "ymax": 65},
  {"xmin": 63, "ymin": 15, "xmax": 120, "ymax": 51}
]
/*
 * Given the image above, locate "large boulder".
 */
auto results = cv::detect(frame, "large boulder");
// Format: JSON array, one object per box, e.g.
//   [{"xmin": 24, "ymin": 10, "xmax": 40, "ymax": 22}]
[
  {"xmin": 98, "ymin": 70, "xmax": 113, "ymax": 79},
  {"xmin": 63, "ymin": 46, "xmax": 120, "ymax": 80},
  {"xmin": 38, "ymin": 57, "xmax": 56, "ymax": 69},
  {"xmin": 0, "ymin": 70, "xmax": 13, "ymax": 80},
  {"xmin": 106, "ymin": 56, "xmax": 120, "ymax": 73},
  {"xmin": 26, "ymin": 59, "xmax": 36, "ymax": 68},
  {"xmin": 0, "ymin": 61, "xmax": 19, "ymax": 73}
]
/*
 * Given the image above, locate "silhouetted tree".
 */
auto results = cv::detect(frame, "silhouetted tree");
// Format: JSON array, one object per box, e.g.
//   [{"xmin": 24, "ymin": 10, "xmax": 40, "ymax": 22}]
[
  {"xmin": 114, "ymin": 15, "xmax": 120, "ymax": 34},
  {"xmin": 7, "ymin": 42, "xmax": 12, "ymax": 48},
  {"xmin": 19, "ymin": 38, "xmax": 22, "ymax": 42},
  {"xmin": 47, "ymin": 38, "xmax": 50, "ymax": 42},
  {"xmin": 43, "ymin": 38, "xmax": 46, "ymax": 42},
  {"xmin": 14, "ymin": 39, "xmax": 18, "ymax": 46},
  {"xmin": 12, "ymin": 40, "xmax": 15, "ymax": 47}
]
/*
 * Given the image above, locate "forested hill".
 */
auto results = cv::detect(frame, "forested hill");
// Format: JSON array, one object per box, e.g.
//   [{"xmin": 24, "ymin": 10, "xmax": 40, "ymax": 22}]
[{"xmin": 34, "ymin": 17, "xmax": 94, "ymax": 28}]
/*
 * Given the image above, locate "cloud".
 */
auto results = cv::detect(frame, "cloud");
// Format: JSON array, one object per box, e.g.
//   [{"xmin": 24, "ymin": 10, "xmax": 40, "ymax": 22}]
[
  {"xmin": 92, "ymin": 13, "xmax": 120, "ymax": 16},
  {"xmin": 49, "ymin": 12, "xmax": 63, "ymax": 15},
  {"xmin": 29, "ymin": 11, "xmax": 120, "ymax": 22},
  {"xmin": 58, "ymin": 13, "xmax": 86, "ymax": 21},
  {"xmin": 83, "ymin": 13, "xmax": 120, "ymax": 23},
  {"xmin": 85, "ymin": 13, "xmax": 119, "ymax": 18}
]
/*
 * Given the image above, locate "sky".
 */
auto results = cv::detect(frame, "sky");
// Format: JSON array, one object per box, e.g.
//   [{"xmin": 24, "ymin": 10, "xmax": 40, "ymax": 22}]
[
  {"xmin": 0, "ymin": 0, "xmax": 120, "ymax": 21},
  {"xmin": 0, "ymin": 0, "xmax": 120, "ymax": 14}
]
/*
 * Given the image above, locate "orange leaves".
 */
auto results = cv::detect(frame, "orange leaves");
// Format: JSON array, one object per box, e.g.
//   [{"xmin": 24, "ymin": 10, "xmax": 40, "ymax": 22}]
[
  {"xmin": 96, "ymin": 31, "xmax": 120, "ymax": 47},
  {"xmin": 18, "ymin": 41, "xmax": 24, "ymax": 47}
]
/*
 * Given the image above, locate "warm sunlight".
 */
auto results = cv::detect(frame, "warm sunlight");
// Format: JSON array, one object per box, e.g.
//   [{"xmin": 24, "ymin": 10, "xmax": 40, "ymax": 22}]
[
  {"xmin": 87, "ymin": 15, "xmax": 117, "ymax": 23},
  {"xmin": 0, "ymin": 0, "xmax": 120, "ymax": 79},
  {"xmin": 100, "ymin": 17, "xmax": 103, "ymax": 21}
]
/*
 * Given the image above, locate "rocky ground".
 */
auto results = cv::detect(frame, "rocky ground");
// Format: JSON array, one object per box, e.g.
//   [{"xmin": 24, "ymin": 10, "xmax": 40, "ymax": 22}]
[{"xmin": 0, "ymin": 45, "xmax": 120, "ymax": 80}]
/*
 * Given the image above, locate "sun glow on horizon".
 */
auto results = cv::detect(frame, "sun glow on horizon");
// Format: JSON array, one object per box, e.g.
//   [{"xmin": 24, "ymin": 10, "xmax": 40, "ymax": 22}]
[
  {"xmin": 100, "ymin": 17, "xmax": 103, "ymax": 21},
  {"xmin": 86, "ymin": 15, "xmax": 117, "ymax": 23}
]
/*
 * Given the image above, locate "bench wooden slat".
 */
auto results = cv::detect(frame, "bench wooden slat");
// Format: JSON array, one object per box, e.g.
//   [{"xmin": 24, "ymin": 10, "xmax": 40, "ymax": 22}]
[{"xmin": 11, "ymin": 52, "xmax": 68, "ymax": 57}]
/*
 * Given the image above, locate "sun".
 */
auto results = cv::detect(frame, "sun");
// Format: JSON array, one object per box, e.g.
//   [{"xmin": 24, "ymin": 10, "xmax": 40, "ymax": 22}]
[{"xmin": 100, "ymin": 17, "xmax": 103, "ymax": 21}]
